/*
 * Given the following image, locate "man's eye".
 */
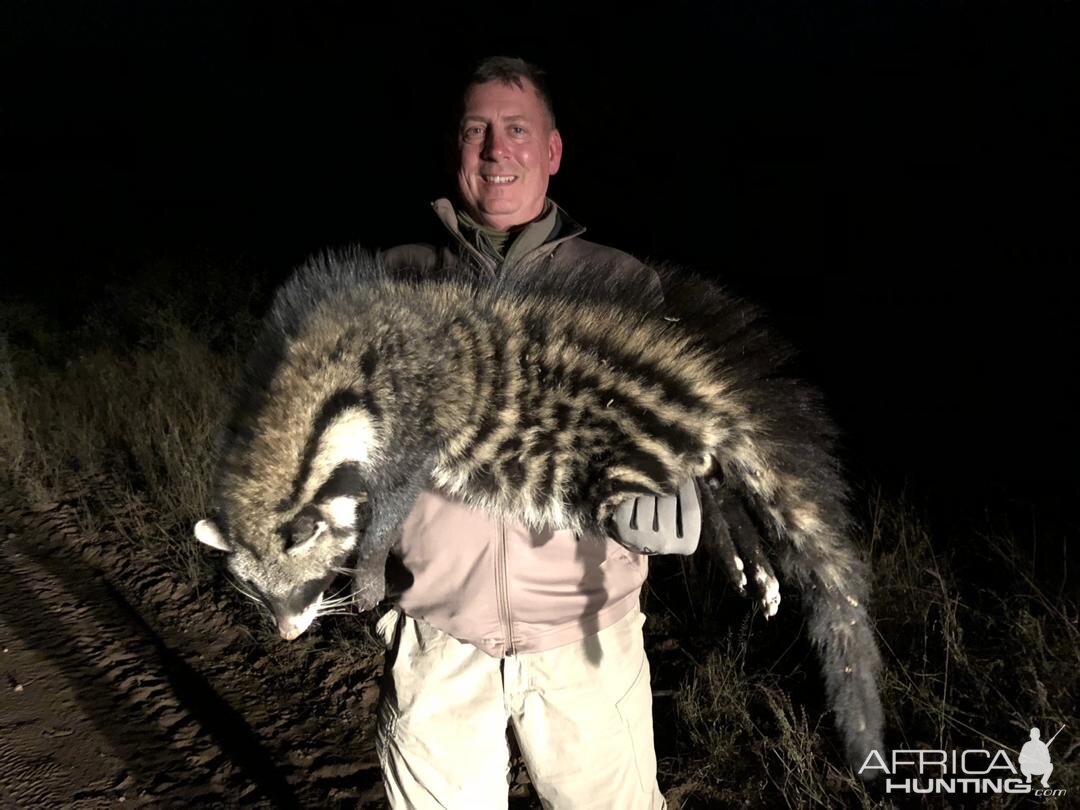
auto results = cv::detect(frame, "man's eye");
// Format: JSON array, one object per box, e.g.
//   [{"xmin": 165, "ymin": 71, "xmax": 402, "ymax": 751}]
[
  {"xmin": 510, "ymin": 125, "xmax": 527, "ymax": 136},
  {"xmin": 462, "ymin": 125, "xmax": 485, "ymax": 142}
]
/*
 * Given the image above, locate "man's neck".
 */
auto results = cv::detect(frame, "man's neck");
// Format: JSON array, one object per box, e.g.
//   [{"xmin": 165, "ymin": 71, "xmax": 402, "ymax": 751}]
[
  {"xmin": 457, "ymin": 200, "xmax": 556, "ymax": 262},
  {"xmin": 462, "ymin": 200, "xmax": 547, "ymax": 233}
]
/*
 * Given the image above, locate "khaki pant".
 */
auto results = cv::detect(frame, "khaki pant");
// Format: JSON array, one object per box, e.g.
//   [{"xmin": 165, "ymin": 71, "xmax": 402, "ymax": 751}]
[{"xmin": 375, "ymin": 605, "xmax": 666, "ymax": 810}]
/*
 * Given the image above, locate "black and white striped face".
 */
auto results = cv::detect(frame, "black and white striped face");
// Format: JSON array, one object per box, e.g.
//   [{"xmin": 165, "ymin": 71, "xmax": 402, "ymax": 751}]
[{"xmin": 194, "ymin": 495, "xmax": 361, "ymax": 640}]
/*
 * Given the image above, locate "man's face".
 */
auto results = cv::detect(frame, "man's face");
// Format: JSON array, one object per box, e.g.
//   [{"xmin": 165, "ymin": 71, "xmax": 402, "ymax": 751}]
[{"xmin": 457, "ymin": 79, "xmax": 563, "ymax": 231}]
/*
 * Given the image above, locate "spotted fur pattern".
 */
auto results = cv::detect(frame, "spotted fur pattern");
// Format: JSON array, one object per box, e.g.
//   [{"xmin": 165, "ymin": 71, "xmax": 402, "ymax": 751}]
[{"xmin": 195, "ymin": 247, "xmax": 884, "ymax": 772}]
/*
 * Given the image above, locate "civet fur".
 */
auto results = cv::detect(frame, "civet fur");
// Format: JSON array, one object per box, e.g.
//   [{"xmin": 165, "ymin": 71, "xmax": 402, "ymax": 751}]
[{"xmin": 194, "ymin": 248, "xmax": 884, "ymax": 772}]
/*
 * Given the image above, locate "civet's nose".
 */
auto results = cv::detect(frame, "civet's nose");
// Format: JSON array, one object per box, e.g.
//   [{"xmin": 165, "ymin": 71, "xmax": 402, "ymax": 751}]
[
  {"xmin": 278, "ymin": 621, "xmax": 306, "ymax": 641},
  {"xmin": 277, "ymin": 595, "xmax": 322, "ymax": 641}
]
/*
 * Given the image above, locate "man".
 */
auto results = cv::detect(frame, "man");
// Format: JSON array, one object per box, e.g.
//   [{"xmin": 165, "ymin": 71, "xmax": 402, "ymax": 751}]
[
  {"xmin": 377, "ymin": 57, "xmax": 697, "ymax": 809},
  {"xmin": 1019, "ymin": 727, "xmax": 1055, "ymax": 788}
]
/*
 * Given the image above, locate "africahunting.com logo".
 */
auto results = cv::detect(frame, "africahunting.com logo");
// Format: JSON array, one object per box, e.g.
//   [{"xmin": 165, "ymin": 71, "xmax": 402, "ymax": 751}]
[{"xmin": 859, "ymin": 725, "xmax": 1067, "ymax": 797}]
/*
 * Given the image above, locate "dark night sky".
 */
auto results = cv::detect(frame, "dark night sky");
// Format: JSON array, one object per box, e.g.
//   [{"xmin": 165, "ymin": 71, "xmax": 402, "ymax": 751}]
[{"xmin": 3, "ymin": 2, "xmax": 1078, "ymax": 516}]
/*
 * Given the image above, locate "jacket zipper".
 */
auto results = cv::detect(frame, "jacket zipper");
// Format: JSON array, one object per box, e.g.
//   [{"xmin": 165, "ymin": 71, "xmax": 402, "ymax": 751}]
[
  {"xmin": 433, "ymin": 199, "xmax": 586, "ymax": 272},
  {"xmin": 496, "ymin": 521, "xmax": 515, "ymax": 656},
  {"xmin": 448, "ymin": 228, "xmax": 497, "ymax": 274},
  {"xmin": 435, "ymin": 198, "xmax": 585, "ymax": 658}
]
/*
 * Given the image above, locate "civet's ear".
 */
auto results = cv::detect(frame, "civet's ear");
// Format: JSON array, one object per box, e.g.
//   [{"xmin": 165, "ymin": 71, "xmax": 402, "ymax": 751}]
[{"xmin": 194, "ymin": 519, "xmax": 234, "ymax": 553}]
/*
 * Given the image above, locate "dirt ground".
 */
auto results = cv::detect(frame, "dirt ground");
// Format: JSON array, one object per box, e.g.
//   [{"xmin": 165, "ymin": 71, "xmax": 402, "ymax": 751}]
[
  {"xmin": 0, "ymin": 472, "xmax": 727, "ymax": 809},
  {"xmin": 0, "ymin": 478, "xmax": 397, "ymax": 808}
]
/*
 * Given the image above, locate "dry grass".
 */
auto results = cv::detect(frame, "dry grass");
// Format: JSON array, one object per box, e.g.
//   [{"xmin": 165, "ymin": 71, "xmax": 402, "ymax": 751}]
[
  {"xmin": 658, "ymin": 486, "xmax": 1078, "ymax": 808},
  {"xmin": 1, "ymin": 288, "xmax": 1075, "ymax": 808},
  {"xmin": 0, "ymin": 292, "xmax": 247, "ymax": 586}
]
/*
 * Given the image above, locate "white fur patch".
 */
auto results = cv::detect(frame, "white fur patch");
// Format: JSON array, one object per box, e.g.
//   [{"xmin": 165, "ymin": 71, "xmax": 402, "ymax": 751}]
[
  {"xmin": 757, "ymin": 569, "xmax": 781, "ymax": 618},
  {"xmin": 326, "ymin": 496, "xmax": 357, "ymax": 528},
  {"xmin": 194, "ymin": 519, "xmax": 232, "ymax": 552},
  {"xmin": 320, "ymin": 409, "xmax": 375, "ymax": 466},
  {"xmin": 279, "ymin": 593, "xmax": 322, "ymax": 641},
  {"xmin": 730, "ymin": 555, "xmax": 747, "ymax": 591},
  {"xmin": 301, "ymin": 408, "xmax": 376, "ymax": 504}
]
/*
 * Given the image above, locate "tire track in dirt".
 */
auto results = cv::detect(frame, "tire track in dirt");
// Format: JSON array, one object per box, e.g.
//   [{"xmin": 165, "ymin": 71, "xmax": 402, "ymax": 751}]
[
  {"xmin": 1, "ymin": 475, "xmax": 387, "ymax": 808},
  {"xmin": 0, "ymin": 733, "xmax": 69, "ymax": 809},
  {"xmin": 0, "ymin": 545, "xmax": 218, "ymax": 805}
]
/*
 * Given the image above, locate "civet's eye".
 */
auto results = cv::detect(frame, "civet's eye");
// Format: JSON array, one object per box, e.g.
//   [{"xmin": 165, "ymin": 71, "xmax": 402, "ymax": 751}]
[{"xmin": 283, "ymin": 514, "xmax": 316, "ymax": 552}]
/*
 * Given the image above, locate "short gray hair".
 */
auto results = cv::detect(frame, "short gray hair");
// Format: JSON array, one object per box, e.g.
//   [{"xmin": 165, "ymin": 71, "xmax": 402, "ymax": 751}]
[{"xmin": 465, "ymin": 56, "xmax": 556, "ymax": 130}]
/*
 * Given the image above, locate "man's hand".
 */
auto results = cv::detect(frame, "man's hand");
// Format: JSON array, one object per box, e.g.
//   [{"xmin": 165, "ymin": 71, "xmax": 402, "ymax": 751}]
[{"xmin": 612, "ymin": 478, "xmax": 701, "ymax": 555}]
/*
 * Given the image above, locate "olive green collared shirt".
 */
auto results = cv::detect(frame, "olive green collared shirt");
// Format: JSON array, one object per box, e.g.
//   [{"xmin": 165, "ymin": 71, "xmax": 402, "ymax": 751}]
[{"xmin": 456, "ymin": 200, "xmax": 559, "ymax": 269}]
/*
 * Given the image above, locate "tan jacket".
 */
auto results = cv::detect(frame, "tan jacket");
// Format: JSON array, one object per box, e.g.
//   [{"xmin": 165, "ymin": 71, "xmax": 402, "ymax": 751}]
[{"xmin": 382, "ymin": 198, "xmax": 658, "ymax": 657}]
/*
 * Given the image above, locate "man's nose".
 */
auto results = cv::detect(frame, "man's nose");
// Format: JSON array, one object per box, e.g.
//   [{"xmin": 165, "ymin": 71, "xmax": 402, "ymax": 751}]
[{"xmin": 481, "ymin": 128, "xmax": 508, "ymax": 160}]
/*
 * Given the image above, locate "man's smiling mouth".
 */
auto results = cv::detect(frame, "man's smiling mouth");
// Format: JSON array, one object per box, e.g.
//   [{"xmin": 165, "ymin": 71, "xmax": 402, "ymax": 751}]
[{"xmin": 482, "ymin": 175, "xmax": 517, "ymax": 184}]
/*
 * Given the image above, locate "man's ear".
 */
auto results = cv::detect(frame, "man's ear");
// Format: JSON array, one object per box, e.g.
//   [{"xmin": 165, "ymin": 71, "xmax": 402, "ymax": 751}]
[
  {"xmin": 548, "ymin": 128, "xmax": 563, "ymax": 175},
  {"xmin": 194, "ymin": 519, "xmax": 234, "ymax": 552}
]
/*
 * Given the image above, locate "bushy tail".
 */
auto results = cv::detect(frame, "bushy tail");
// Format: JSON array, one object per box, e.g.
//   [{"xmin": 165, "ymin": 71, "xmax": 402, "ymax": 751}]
[
  {"xmin": 803, "ymin": 558, "xmax": 884, "ymax": 774},
  {"xmin": 701, "ymin": 462, "xmax": 885, "ymax": 774},
  {"xmin": 657, "ymin": 269, "xmax": 885, "ymax": 774}
]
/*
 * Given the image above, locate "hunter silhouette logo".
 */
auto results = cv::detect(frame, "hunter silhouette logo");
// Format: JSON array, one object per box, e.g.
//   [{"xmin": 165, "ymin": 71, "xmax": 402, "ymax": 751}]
[
  {"xmin": 859, "ymin": 723, "xmax": 1068, "ymax": 797},
  {"xmin": 1019, "ymin": 725, "xmax": 1064, "ymax": 789}
]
